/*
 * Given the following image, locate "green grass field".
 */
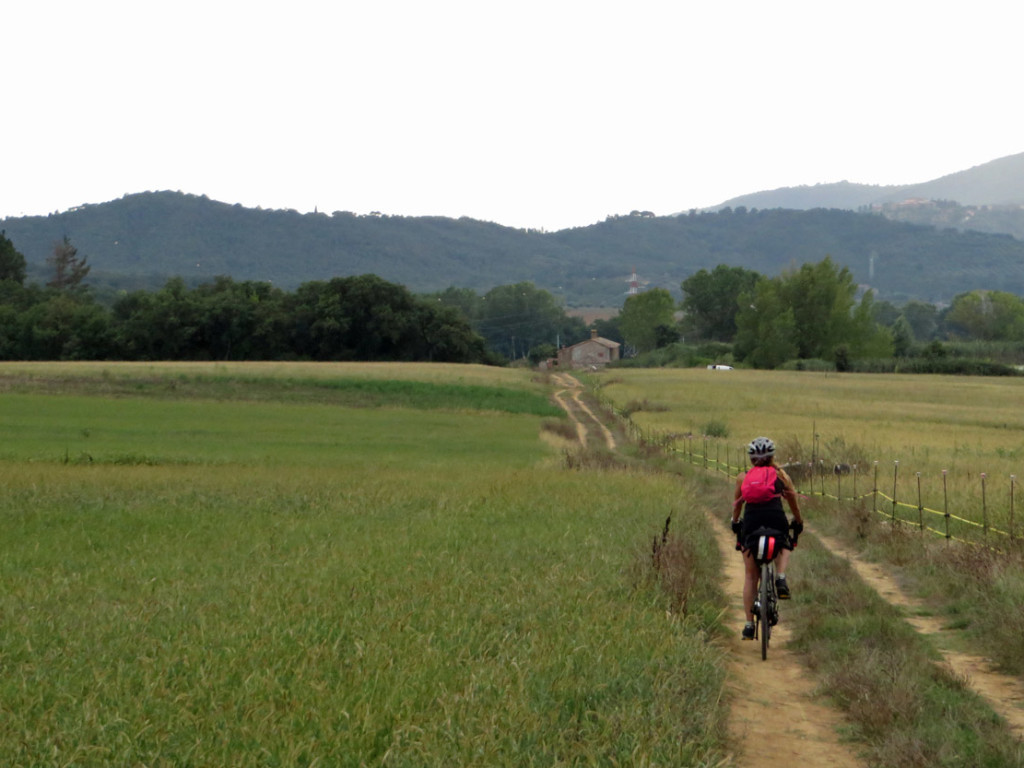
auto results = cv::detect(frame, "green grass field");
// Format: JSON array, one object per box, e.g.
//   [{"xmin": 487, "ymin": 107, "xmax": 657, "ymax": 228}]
[{"xmin": 0, "ymin": 363, "xmax": 728, "ymax": 767}]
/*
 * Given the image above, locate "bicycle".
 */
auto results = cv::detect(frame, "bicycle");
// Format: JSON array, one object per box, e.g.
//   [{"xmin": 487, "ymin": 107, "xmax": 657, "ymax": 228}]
[
  {"xmin": 742, "ymin": 524, "xmax": 799, "ymax": 660},
  {"xmin": 748, "ymin": 527, "xmax": 783, "ymax": 660}
]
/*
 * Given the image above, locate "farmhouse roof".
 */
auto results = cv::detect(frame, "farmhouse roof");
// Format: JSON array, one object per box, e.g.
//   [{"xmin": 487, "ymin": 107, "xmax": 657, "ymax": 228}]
[{"xmin": 571, "ymin": 328, "xmax": 620, "ymax": 349}]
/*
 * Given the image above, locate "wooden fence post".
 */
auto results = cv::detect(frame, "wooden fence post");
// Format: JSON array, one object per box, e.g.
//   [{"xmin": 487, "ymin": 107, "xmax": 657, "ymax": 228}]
[
  {"xmin": 981, "ymin": 473, "xmax": 988, "ymax": 537},
  {"xmin": 892, "ymin": 461, "xmax": 900, "ymax": 523},
  {"xmin": 1011, "ymin": 475, "xmax": 1017, "ymax": 541},
  {"xmin": 916, "ymin": 472, "xmax": 924, "ymax": 531},
  {"xmin": 873, "ymin": 461, "xmax": 879, "ymax": 515},
  {"xmin": 942, "ymin": 470, "xmax": 950, "ymax": 540}
]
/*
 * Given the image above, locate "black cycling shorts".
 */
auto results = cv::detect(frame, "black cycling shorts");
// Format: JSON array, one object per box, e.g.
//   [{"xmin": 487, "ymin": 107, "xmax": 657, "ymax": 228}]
[{"xmin": 741, "ymin": 505, "xmax": 790, "ymax": 548}]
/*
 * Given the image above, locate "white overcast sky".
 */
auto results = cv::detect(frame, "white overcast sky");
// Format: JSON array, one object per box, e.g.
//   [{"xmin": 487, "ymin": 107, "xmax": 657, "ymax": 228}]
[{"xmin": 2, "ymin": 0, "xmax": 1021, "ymax": 231}]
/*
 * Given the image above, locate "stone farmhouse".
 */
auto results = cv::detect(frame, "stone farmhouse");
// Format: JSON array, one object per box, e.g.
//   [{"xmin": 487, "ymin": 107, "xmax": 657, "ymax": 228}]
[{"xmin": 546, "ymin": 329, "xmax": 621, "ymax": 370}]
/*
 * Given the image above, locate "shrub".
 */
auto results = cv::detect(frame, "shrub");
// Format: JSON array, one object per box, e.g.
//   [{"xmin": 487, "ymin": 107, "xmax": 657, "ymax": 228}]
[
  {"xmin": 889, "ymin": 359, "xmax": 1018, "ymax": 376},
  {"xmin": 541, "ymin": 417, "xmax": 578, "ymax": 442},
  {"xmin": 621, "ymin": 398, "xmax": 670, "ymax": 417},
  {"xmin": 614, "ymin": 342, "xmax": 731, "ymax": 369},
  {"xmin": 694, "ymin": 341, "xmax": 733, "ymax": 361},
  {"xmin": 702, "ymin": 420, "xmax": 729, "ymax": 438}
]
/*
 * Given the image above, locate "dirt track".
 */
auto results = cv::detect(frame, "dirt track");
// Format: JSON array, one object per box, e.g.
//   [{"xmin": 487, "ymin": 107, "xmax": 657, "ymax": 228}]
[
  {"xmin": 712, "ymin": 520, "xmax": 867, "ymax": 767},
  {"xmin": 549, "ymin": 373, "xmax": 865, "ymax": 764},
  {"xmin": 817, "ymin": 532, "xmax": 1024, "ymax": 738},
  {"xmin": 551, "ymin": 373, "xmax": 616, "ymax": 451},
  {"xmin": 719, "ymin": 528, "xmax": 1024, "ymax": 763}
]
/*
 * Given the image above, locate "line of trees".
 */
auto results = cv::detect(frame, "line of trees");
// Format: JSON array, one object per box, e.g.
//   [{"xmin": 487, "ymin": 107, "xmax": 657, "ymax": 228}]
[
  {"xmin": 19, "ymin": 228, "xmax": 1019, "ymax": 371},
  {"xmin": 0, "ymin": 233, "xmax": 502, "ymax": 363},
  {"xmin": 731, "ymin": 258, "xmax": 891, "ymax": 369},
  {"xmin": 616, "ymin": 257, "xmax": 1024, "ymax": 370},
  {"xmin": 0, "ymin": 233, "xmax": 601, "ymax": 364},
  {"xmin": 427, "ymin": 283, "xmax": 591, "ymax": 362}
]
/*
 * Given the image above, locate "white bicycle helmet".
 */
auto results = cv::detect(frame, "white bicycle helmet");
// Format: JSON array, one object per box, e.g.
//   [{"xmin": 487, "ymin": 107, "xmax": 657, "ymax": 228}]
[{"xmin": 747, "ymin": 436, "xmax": 775, "ymax": 459}]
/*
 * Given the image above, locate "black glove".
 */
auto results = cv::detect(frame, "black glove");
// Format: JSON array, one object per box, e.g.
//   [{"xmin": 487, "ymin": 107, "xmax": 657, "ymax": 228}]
[
  {"xmin": 789, "ymin": 519, "xmax": 804, "ymax": 546},
  {"xmin": 731, "ymin": 519, "xmax": 743, "ymax": 550}
]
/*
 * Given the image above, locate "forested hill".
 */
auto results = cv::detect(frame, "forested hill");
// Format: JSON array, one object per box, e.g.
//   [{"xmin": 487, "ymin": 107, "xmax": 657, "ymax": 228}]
[{"xmin": 5, "ymin": 190, "xmax": 1024, "ymax": 305}]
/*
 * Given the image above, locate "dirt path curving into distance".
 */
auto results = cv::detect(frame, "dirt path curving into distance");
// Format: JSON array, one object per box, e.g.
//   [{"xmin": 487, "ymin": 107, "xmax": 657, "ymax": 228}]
[
  {"xmin": 816, "ymin": 532, "xmax": 1024, "ymax": 738},
  {"xmin": 550, "ymin": 374, "xmax": 864, "ymax": 765},
  {"xmin": 551, "ymin": 373, "xmax": 616, "ymax": 451}
]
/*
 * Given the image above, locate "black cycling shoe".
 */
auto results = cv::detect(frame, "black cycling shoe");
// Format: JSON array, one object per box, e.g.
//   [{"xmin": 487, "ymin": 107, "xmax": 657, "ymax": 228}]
[
  {"xmin": 776, "ymin": 577, "xmax": 791, "ymax": 600},
  {"xmin": 741, "ymin": 622, "xmax": 755, "ymax": 640}
]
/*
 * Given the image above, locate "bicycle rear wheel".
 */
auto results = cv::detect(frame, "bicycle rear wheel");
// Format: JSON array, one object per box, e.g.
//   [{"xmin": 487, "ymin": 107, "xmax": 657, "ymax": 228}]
[{"xmin": 760, "ymin": 562, "xmax": 771, "ymax": 660}]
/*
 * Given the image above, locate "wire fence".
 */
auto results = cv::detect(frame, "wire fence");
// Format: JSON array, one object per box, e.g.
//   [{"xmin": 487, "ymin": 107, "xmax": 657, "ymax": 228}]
[{"xmin": 601, "ymin": 395, "xmax": 1019, "ymax": 551}]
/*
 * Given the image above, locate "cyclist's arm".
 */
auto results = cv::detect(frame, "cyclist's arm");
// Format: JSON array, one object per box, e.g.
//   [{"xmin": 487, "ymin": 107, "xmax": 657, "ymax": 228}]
[
  {"xmin": 731, "ymin": 477, "xmax": 745, "ymax": 523},
  {"xmin": 776, "ymin": 468, "xmax": 804, "ymax": 525}
]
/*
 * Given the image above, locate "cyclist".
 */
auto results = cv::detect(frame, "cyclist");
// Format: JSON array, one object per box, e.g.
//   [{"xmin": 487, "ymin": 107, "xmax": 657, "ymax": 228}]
[{"xmin": 730, "ymin": 436, "xmax": 804, "ymax": 640}]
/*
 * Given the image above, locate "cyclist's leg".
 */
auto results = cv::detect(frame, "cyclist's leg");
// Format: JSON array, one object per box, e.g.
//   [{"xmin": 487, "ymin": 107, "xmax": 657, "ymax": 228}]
[
  {"xmin": 775, "ymin": 547, "xmax": 792, "ymax": 598},
  {"xmin": 742, "ymin": 549, "xmax": 759, "ymax": 622},
  {"xmin": 776, "ymin": 547, "xmax": 791, "ymax": 574}
]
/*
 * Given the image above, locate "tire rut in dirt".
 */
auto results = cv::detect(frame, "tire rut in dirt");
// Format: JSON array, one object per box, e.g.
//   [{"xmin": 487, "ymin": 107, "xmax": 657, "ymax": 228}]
[
  {"xmin": 816, "ymin": 531, "xmax": 1024, "ymax": 739},
  {"xmin": 712, "ymin": 516, "xmax": 866, "ymax": 767}
]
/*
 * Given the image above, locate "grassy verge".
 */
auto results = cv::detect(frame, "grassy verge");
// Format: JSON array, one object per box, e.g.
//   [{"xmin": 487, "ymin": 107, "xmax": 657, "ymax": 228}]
[
  {"xmin": 812, "ymin": 496, "xmax": 1024, "ymax": 678},
  {"xmin": 787, "ymin": 527, "xmax": 1024, "ymax": 766}
]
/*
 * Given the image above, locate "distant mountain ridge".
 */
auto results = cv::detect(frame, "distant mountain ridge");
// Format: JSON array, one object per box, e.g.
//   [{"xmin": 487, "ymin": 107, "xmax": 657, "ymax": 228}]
[
  {"xmin": 3, "ymin": 151, "xmax": 1024, "ymax": 307},
  {"xmin": 712, "ymin": 151, "xmax": 1024, "ymax": 211}
]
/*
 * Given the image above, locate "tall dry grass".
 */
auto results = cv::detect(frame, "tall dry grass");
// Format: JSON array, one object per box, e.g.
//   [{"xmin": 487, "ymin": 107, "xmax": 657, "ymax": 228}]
[
  {"xmin": 595, "ymin": 368, "xmax": 1024, "ymax": 538},
  {"xmin": 0, "ymin": 360, "xmax": 539, "ymax": 389}
]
